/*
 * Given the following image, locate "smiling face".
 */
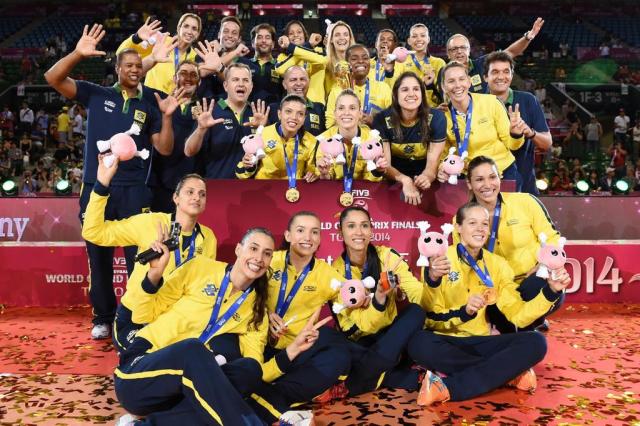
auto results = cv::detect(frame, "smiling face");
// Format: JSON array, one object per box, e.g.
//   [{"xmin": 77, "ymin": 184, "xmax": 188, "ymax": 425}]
[
  {"xmin": 116, "ymin": 52, "xmax": 143, "ymax": 89},
  {"xmin": 175, "ymin": 63, "xmax": 200, "ymax": 96},
  {"xmin": 177, "ymin": 16, "xmax": 201, "ymax": 46},
  {"xmin": 340, "ymin": 209, "xmax": 372, "ymax": 252},
  {"xmin": 253, "ymin": 28, "xmax": 274, "ymax": 56},
  {"xmin": 285, "ymin": 214, "xmax": 321, "ymax": 258},
  {"xmin": 447, "ymin": 35, "xmax": 471, "ymax": 64},
  {"xmin": 396, "ymin": 75, "xmax": 423, "ymax": 114},
  {"xmin": 456, "ymin": 206, "xmax": 490, "ymax": 249},
  {"xmin": 443, "ymin": 65, "xmax": 471, "ymax": 104},
  {"xmin": 331, "ymin": 24, "xmax": 351, "ymax": 54},
  {"xmin": 408, "ymin": 25, "xmax": 430, "ymax": 53},
  {"xmin": 219, "ymin": 21, "xmax": 241, "ymax": 51},
  {"xmin": 235, "ymin": 231, "xmax": 274, "ymax": 280},
  {"xmin": 224, "ymin": 66, "xmax": 253, "ymax": 104},
  {"xmin": 467, "ymin": 162, "xmax": 501, "ymax": 206},
  {"xmin": 335, "ymin": 93, "xmax": 361, "ymax": 132},
  {"xmin": 282, "ymin": 67, "xmax": 309, "ymax": 97},
  {"xmin": 277, "ymin": 99, "xmax": 306, "ymax": 135},
  {"xmin": 287, "ymin": 23, "xmax": 306, "ymax": 45},
  {"xmin": 375, "ymin": 30, "xmax": 397, "ymax": 57},
  {"xmin": 486, "ymin": 60, "xmax": 513, "ymax": 96},
  {"xmin": 173, "ymin": 177, "xmax": 206, "ymax": 217},
  {"xmin": 347, "ymin": 46, "xmax": 370, "ymax": 81}
]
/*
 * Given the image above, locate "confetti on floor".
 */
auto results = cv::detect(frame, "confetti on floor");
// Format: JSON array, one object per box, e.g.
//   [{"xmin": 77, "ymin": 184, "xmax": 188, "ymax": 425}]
[{"xmin": 1, "ymin": 304, "xmax": 639, "ymax": 425}]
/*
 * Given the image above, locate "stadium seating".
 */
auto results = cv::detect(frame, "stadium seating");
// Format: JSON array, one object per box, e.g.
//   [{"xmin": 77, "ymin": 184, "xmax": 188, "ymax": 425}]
[
  {"xmin": 521, "ymin": 16, "xmax": 602, "ymax": 51},
  {"xmin": 594, "ymin": 17, "xmax": 640, "ymax": 47},
  {"xmin": 0, "ymin": 16, "xmax": 33, "ymax": 43},
  {"xmin": 12, "ymin": 15, "xmax": 96, "ymax": 48},
  {"xmin": 455, "ymin": 15, "xmax": 523, "ymax": 34},
  {"xmin": 387, "ymin": 16, "xmax": 451, "ymax": 47},
  {"xmin": 320, "ymin": 15, "xmax": 378, "ymax": 47}
]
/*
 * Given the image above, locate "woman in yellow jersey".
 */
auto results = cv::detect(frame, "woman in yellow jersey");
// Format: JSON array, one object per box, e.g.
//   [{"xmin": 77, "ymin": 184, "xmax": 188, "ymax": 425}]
[
  {"xmin": 316, "ymin": 90, "xmax": 388, "ymax": 197},
  {"xmin": 248, "ymin": 211, "xmax": 356, "ymax": 423},
  {"xmin": 437, "ymin": 61, "xmax": 529, "ymax": 188},
  {"xmin": 115, "ymin": 227, "xmax": 323, "ymax": 425},
  {"xmin": 408, "ymin": 202, "xmax": 570, "ymax": 407},
  {"xmin": 373, "ymin": 72, "xmax": 447, "ymax": 206},
  {"xmin": 81, "ymin": 155, "xmax": 217, "ymax": 351},
  {"xmin": 315, "ymin": 206, "xmax": 427, "ymax": 403},
  {"xmin": 459, "ymin": 156, "xmax": 566, "ymax": 332}
]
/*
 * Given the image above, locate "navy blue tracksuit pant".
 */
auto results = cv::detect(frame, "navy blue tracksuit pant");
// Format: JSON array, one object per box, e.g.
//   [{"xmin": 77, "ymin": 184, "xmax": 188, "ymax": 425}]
[
  {"xmin": 249, "ymin": 326, "xmax": 351, "ymax": 423},
  {"xmin": 487, "ymin": 275, "xmax": 565, "ymax": 333},
  {"xmin": 79, "ymin": 183, "xmax": 151, "ymax": 325},
  {"xmin": 408, "ymin": 330, "xmax": 547, "ymax": 401},
  {"xmin": 344, "ymin": 303, "xmax": 426, "ymax": 396},
  {"xmin": 114, "ymin": 338, "xmax": 265, "ymax": 425}
]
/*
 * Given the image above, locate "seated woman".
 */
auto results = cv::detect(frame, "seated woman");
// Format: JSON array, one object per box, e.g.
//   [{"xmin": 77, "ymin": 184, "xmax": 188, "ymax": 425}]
[
  {"xmin": 115, "ymin": 227, "xmax": 322, "ymax": 425},
  {"xmin": 315, "ymin": 206, "xmax": 427, "ymax": 403},
  {"xmin": 458, "ymin": 156, "xmax": 566, "ymax": 332},
  {"xmin": 81, "ymin": 155, "xmax": 217, "ymax": 351},
  {"xmin": 372, "ymin": 72, "xmax": 446, "ymax": 206},
  {"xmin": 409, "ymin": 202, "xmax": 570, "ymax": 406}
]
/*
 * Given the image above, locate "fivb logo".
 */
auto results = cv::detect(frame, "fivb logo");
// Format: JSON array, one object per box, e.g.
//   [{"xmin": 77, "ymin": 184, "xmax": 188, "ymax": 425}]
[{"xmin": 0, "ymin": 217, "xmax": 30, "ymax": 242}]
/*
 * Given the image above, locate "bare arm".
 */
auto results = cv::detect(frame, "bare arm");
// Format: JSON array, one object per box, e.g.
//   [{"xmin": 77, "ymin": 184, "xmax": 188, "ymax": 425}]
[
  {"xmin": 504, "ymin": 18, "xmax": 544, "ymax": 58},
  {"xmin": 529, "ymin": 131, "xmax": 552, "ymax": 151},
  {"xmin": 184, "ymin": 98, "xmax": 224, "ymax": 157}
]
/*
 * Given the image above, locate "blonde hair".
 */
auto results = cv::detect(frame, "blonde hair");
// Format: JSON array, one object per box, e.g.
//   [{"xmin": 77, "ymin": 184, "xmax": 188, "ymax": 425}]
[
  {"xmin": 177, "ymin": 13, "xmax": 202, "ymax": 35},
  {"xmin": 326, "ymin": 21, "xmax": 355, "ymax": 82}
]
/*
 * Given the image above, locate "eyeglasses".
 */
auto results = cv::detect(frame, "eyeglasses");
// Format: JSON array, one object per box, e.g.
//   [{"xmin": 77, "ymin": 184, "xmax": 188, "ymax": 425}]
[{"xmin": 447, "ymin": 46, "xmax": 469, "ymax": 52}]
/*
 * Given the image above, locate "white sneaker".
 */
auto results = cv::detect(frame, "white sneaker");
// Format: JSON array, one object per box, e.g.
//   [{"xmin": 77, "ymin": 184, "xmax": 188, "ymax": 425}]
[
  {"xmin": 91, "ymin": 323, "xmax": 111, "ymax": 340},
  {"xmin": 115, "ymin": 413, "xmax": 139, "ymax": 426},
  {"xmin": 279, "ymin": 410, "xmax": 313, "ymax": 426}
]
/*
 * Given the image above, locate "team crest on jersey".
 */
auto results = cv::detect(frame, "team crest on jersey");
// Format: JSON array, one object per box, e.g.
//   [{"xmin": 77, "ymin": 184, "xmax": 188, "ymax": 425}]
[
  {"xmin": 134, "ymin": 110, "xmax": 147, "ymax": 124},
  {"xmin": 507, "ymin": 219, "xmax": 519, "ymax": 226},
  {"xmin": 303, "ymin": 285, "xmax": 316, "ymax": 292},
  {"xmin": 196, "ymin": 246, "xmax": 203, "ymax": 254},
  {"xmin": 267, "ymin": 139, "xmax": 277, "ymax": 150},
  {"xmin": 470, "ymin": 75, "xmax": 482, "ymax": 87},
  {"xmin": 141, "ymin": 207, "xmax": 150, "ymax": 213},
  {"xmin": 203, "ymin": 283, "xmax": 218, "ymax": 296},
  {"xmin": 232, "ymin": 312, "xmax": 241, "ymax": 322},
  {"xmin": 448, "ymin": 271, "xmax": 460, "ymax": 282},
  {"xmin": 403, "ymin": 145, "xmax": 414, "ymax": 154},
  {"xmin": 273, "ymin": 270, "xmax": 282, "ymax": 281},
  {"xmin": 309, "ymin": 114, "xmax": 320, "ymax": 124},
  {"xmin": 385, "ymin": 116, "xmax": 393, "ymax": 129},
  {"xmin": 478, "ymin": 117, "xmax": 488, "ymax": 125}
]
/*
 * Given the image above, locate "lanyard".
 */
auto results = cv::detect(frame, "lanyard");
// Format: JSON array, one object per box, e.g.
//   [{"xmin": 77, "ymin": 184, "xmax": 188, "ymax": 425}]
[
  {"xmin": 449, "ymin": 96, "xmax": 473, "ymax": 154},
  {"xmin": 199, "ymin": 270, "xmax": 253, "ymax": 343},
  {"xmin": 411, "ymin": 53, "xmax": 430, "ymax": 71},
  {"xmin": 275, "ymin": 252, "xmax": 312, "ymax": 317},
  {"xmin": 174, "ymin": 233, "xmax": 196, "ymax": 267},
  {"xmin": 342, "ymin": 143, "xmax": 358, "ymax": 194},
  {"xmin": 174, "ymin": 47, "xmax": 183, "ymax": 72},
  {"xmin": 375, "ymin": 61, "xmax": 384, "ymax": 82},
  {"xmin": 457, "ymin": 243, "xmax": 493, "ymax": 288},
  {"xmin": 362, "ymin": 79, "xmax": 371, "ymax": 114},
  {"xmin": 281, "ymin": 125, "xmax": 300, "ymax": 189},
  {"xmin": 345, "ymin": 255, "xmax": 369, "ymax": 280},
  {"xmin": 487, "ymin": 198, "xmax": 501, "ymax": 253}
]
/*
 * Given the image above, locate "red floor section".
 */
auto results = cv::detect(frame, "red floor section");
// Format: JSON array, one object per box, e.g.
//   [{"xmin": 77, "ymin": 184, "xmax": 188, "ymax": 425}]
[{"xmin": 1, "ymin": 304, "xmax": 639, "ymax": 425}]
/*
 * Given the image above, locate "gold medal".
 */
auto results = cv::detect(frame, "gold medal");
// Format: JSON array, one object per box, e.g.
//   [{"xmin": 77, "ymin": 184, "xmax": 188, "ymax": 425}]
[
  {"xmin": 191, "ymin": 104, "xmax": 202, "ymax": 120},
  {"xmin": 483, "ymin": 287, "xmax": 497, "ymax": 305},
  {"xmin": 339, "ymin": 191, "xmax": 353, "ymax": 207},
  {"xmin": 285, "ymin": 187, "xmax": 300, "ymax": 203}
]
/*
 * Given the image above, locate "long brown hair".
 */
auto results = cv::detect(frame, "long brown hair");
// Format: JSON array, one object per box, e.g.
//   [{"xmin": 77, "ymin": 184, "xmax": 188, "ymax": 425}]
[
  {"xmin": 240, "ymin": 227, "xmax": 274, "ymax": 330},
  {"xmin": 389, "ymin": 71, "xmax": 431, "ymax": 147}
]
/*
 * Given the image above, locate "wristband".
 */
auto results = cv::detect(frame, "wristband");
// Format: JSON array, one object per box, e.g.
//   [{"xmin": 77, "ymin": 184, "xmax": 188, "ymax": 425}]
[
  {"xmin": 132, "ymin": 33, "xmax": 143, "ymax": 44},
  {"xmin": 510, "ymin": 132, "xmax": 524, "ymax": 139},
  {"xmin": 528, "ymin": 129, "xmax": 537, "ymax": 139},
  {"xmin": 524, "ymin": 31, "xmax": 534, "ymax": 41}
]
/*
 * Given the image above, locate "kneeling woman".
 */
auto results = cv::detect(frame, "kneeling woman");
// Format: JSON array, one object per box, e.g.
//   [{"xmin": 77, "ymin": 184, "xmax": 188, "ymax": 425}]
[
  {"xmin": 317, "ymin": 206, "xmax": 427, "ymax": 402},
  {"xmin": 408, "ymin": 202, "xmax": 570, "ymax": 406},
  {"xmin": 115, "ymin": 228, "xmax": 322, "ymax": 425}
]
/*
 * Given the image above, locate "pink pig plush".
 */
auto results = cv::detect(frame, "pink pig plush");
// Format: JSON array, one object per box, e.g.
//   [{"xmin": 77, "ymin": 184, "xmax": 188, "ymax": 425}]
[
  {"xmin": 240, "ymin": 125, "xmax": 266, "ymax": 165},
  {"xmin": 330, "ymin": 277, "xmax": 376, "ymax": 313},
  {"xmin": 536, "ymin": 232, "xmax": 567, "ymax": 280},
  {"xmin": 97, "ymin": 123, "xmax": 149, "ymax": 168},
  {"xmin": 442, "ymin": 147, "xmax": 468, "ymax": 185},
  {"xmin": 317, "ymin": 133, "xmax": 346, "ymax": 165},
  {"xmin": 353, "ymin": 130, "xmax": 384, "ymax": 171},
  {"xmin": 385, "ymin": 47, "xmax": 415, "ymax": 63},
  {"xmin": 416, "ymin": 221, "xmax": 454, "ymax": 267}
]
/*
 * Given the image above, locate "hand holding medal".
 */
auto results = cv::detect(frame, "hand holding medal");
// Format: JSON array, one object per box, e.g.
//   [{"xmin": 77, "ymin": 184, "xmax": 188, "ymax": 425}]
[{"xmin": 465, "ymin": 293, "xmax": 486, "ymax": 316}]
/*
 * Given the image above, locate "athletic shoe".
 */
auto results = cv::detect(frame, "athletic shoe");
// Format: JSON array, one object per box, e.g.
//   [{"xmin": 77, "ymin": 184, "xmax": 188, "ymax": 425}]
[
  {"xmin": 279, "ymin": 410, "xmax": 313, "ymax": 426},
  {"xmin": 312, "ymin": 382, "xmax": 349, "ymax": 404},
  {"xmin": 535, "ymin": 319, "xmax": 550, "ymax": 333},
  {"xmin": 417, "ymin": 370, "xmax": 450, "ymax": 406},
  {"xmin": 115, "ymin": 413, "xmax": 139, "ymax": 426},
  {"xmin": 508, "ymin": 368, "xmax": 537, "ymax": 393},
  {"xmin": 91, "ymin": 323, "xmax": 111, "ymax": 340}
]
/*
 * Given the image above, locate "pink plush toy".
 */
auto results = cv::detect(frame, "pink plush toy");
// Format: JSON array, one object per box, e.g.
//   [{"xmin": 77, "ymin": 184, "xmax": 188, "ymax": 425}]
[
  {"xmin": 416, "ymin": 221, "xmax": 454, "ymax": 267},
  {"xmin": 240, "ymin": 125, "xmax": 266, "ymax": 165},
  {"xmin": 385, "ymin": 47, "xmax": 416, "ymax": 63},
  {"xmin": 97, "ymin": 123, "xmax": 149, "ymax": 168},
  {"xmin": 354, "ymin": 130, "xmax": 384, "ymax": 172},
  {"xmin": 536, "ymin": 232, "xmax": 567, "ymax": 280},
  {"xmin": 317, "ymin": 133, "xmax": 346, "ymax": 165},
  {"xmin": 442, "ymin": 147, "xmax": 468, "ymax": 185},
  {"xmin": 330, "ymin": 277, "xmax": 376, "ymax": 313}
]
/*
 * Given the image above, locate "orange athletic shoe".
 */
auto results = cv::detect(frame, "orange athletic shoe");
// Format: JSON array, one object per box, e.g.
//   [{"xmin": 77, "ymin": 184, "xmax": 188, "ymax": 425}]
[
  {"xmin": 417, "ymin": 370, "xmax": 450, "ymax": 406},
  {"xmin": 508, "ymin": 368, "xmax": 537, "ymax": 393},
  {"xmin": 312, "ymin": 382, "xmax": 349, "ymax": 404}
]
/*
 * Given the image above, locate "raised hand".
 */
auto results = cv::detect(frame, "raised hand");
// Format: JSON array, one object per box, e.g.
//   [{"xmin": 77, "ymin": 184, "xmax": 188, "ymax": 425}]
[
  {"xmin": 278, "ymin": 36, "xmax": 290, "ymax": 50},
  {"xmin": 155, "ymin": 87, "xmax": 189, "ymax": 117},
  {"xmin": 309, "ymin": 33, "xmax": 323, "ymax": 47},
  {"xmin": 96, "ymin": 153, "xmax": 118, "ymax": 187},
  {"xmin": 147, "ymin": 221, "xmax": 171, "ymax": 284},
  {"xmin": 528, "ymin": 17, "xmax": 545, "ymax": 39},
  {"xmin": 151, "ymin": 33, "xmax": 178, "ymax": 63},
  {"xmin": 508, "ymin": 104, "xmax": 527, "ymax": 135},
  {"xmin": 137, "ymin": 17, "xmax": 163, "ymax": 41},
  {"xmin": 75, "ymin": 24, "xmax": 106, "ymax": 58},
  {"xmin": 244, "ymin": 100, "xmax": 270, "ymax": 128},
  {"xmin": 234, "ymin": 43, "xmax": 251, "ymax": 58},
  {"xmin": 427, "ymin": 255, "xmax": 451, "ymax": 282},
  {"xmin": 195, "ymin": 40, "xmax": 222, "ymax": 73},
  {"xmin": 195, "ymin": 98, "xmax": 225, "ymax": 130}
]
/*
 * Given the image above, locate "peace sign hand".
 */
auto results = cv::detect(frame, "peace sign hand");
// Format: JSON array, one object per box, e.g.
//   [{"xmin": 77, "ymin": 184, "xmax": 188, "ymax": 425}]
[
  {"xmin": 75, "ymin": 24, "xmax": 106, "ymax": 58},
  {"xmin": 286, "ymin": 308, "xmax": 331, "ymax": 360},
  {"xmin": 508, "ymin": 104, "xmax": 527, "ymax": 135},
  {"xmin": 196, "ymin": 98, "xmax": 225, "ymax": 130},
  {"xmin": 244, "ymin": 100, "xmax": 270, "ymax": 128}
]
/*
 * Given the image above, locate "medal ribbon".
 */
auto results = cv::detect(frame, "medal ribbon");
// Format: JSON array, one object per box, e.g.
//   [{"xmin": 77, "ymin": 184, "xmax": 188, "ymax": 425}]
[
  {"xmin": 174, "ymin": 233, "xmax": 196, "ymax": 267},
  {"xmin": 487, "ymin": 198, "xmax": 501, "ymax": 253},
  {"xmin": 375, "ymin": 60, "xmax": 384, "ymax": 82},
  {"xmin": 345, "ymin": 255, "xmax": 369, "ymax": 280},
  {"xmin": 342, "ymin": 142, "xmax": 358, "ymax": 194},
  {"xmin": 362, "ymin": 79, "xmax": 371, "ymax": 114},
  {"xmin": 449, "ymin": 96, "xmax": 473, "ymax": 155},
  {"xmin": 275, "ymin": 252, "xmax": 313, "ymax": 317},
  {"xmin": 410, "ymin": 53, "xmax": 430, "ymax": 72},
  {"xmin": 199, "ymin": 270, "xmax": 253, "ymax": 343},
  {"xmin": 280, "ymin": 125, "xmax": 300, "ymax": 189},
  {"xmin": 457, "ymin": 243, "xmax": 493, "ymax": 288},
  {"xmin": 174, "ymin": 47, "xmax": 183, "ymax": 72}
]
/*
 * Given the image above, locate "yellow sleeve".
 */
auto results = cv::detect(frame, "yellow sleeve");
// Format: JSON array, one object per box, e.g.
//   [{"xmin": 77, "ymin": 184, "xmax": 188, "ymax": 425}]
[
  {"xmin": 527, "ymin": 195, "xmax": 561, "ymax": 244},
  {"xmin": 238, "ymin": 313, "xmax": 286, "ymax": 383},
  {"xmin": 81, "ymin": 190, "xmax": 161, "ymax": 247},
  {"xmin": 292, "ymin": 45, "xmax": 328, "ymax": 67},
  {"xmin": 325, "ymin": 87, "xmax": 338, "ymax": 129},
  {"xmin": 116, "ymin": 35, "xmax": 152, "ymax": 57},
  {"xmin": 423, "ymin": 283, "xmax": 476, "ymax": 333},
  {"xmin": 235, "ymin": 160, "xmax": 257, "ymax": 179},
  {"xmin": 494, "ymin": 98, "xmax": 524, "ymax": 150},
  {"xmin": 495, "ymin": 257, "xmax": 556, "ymax": 328}
]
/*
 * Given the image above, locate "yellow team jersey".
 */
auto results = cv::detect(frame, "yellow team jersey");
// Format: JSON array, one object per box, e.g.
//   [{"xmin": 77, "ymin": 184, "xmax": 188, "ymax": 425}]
[
  {"xmin": 276, "ymin": 47, "xmax": 326, "ymax": 104},
  {"xmin": 315, "ymin": 125, "xmax": 383, "ymax": 182},
  {"xmin": 80, "ymin": 190, "xmax": 217, "ymax": 324},
  {"xmin": 236, "ymin": 123, "xmax": 317, "ymax": 179},
  {"xmin": 386, "ymin": 53, "xmax": 446, "ymax": 107},
  {"xmin": 57, "ymin": 113, "xmax": 70, "ymax": 132},
  {"xmin": 442, "ymin": 92, "xmax": 524, "ymax": 173},
  {"xmin": 331, "ymin": 245, "xmax": 426, "ymax": 341},
  {"xmin": 452, "ymin": 192, "xmax": 560, "ymax": 283},
  {"xmin": 324, "ymin": 79, "xmax": 392, "ymax": 129},
  {"xmin": 117, "ymin": 35, "xmax": 197, "ymax": 95},
  {"xmin": 420, "ymin": 244, "xmax": 559, "ymax": 337},
  {"xmin": 368, "ymin": 58, "xmax": 395, "ymax": 90},
  {"xmin": 132, "ymin": 257, "xmax": 285, "ymax": 382}
]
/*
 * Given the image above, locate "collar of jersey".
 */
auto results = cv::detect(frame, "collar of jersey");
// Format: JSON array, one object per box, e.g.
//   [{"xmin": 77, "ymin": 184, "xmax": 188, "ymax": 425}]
[
  {"xmin": 285, "ymin": 250, "xmax": 317, "ymax": 272},
  {"xmin": 112, "ymin": 83, "xmax": 143, "ymax": 100}
]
